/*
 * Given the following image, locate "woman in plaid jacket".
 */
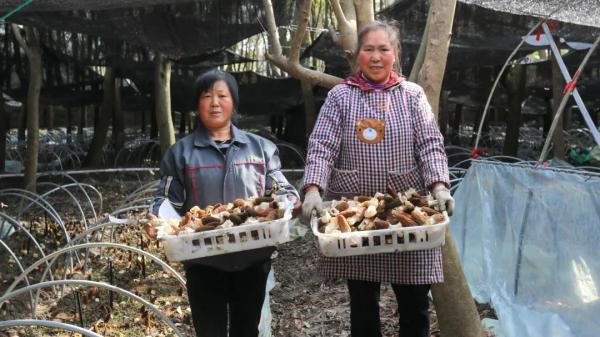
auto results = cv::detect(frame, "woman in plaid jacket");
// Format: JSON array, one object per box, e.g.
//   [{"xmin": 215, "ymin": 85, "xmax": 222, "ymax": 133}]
[{"xmin": 301, "ymin": 21, "xmax": 454, "ymax": 337}]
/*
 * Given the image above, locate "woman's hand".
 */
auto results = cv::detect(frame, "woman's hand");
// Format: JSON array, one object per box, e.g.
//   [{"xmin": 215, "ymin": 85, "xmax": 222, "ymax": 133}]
[
  {"xmin": 144, "ymin": 223, "xmax": 158, "ymax": 239},
  {"xmin": 144, "ymin": 213, "xmax": 159, "ymax": 238},
  {"xmin": 432, "ymin": 184, "xmax": 454, "ymax": 216},
  {"xmin": 301, "ymin": 187, "xmax": 323, "ymax": 223},
  {"xmin": 287, "ymin": 195, "xmax": 303, "ymax": 218}
]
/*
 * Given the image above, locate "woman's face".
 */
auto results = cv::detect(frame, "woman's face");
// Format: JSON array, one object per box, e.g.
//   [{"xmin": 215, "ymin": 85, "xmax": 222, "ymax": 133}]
[
  {"xmin": 197, "ymin": 80, "xmax": 234, "ymax": 130},
  {"xmin": 357, "ymin": 29, "xmax": 396, "ymax": 84}
]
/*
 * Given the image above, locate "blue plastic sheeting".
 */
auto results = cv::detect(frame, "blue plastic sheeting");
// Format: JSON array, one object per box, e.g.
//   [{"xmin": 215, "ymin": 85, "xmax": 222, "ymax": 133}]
[
  {"xmin": 0, "ymin": 221, "xmax": 15, "ymax": 240},
  {"xmin": 260, "ymin": 219, "xmax": 306, "ymax": 337},
  {"xmin": 259, "ymin": 269, "xmax": 275, "ymax": 337},
  {"xmin": 452, "ymin": 160, "xmax": 600, "ymax": 337}
]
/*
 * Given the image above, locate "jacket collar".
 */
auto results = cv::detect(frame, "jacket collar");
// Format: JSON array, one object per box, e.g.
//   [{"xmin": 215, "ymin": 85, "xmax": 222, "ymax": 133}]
[
  {"xmin": 193, "ymin": 123, "xmax": 249, "ymax": 147},
  {"xmin": 342, "ymin": 71, "xmax": 403, "ymax": 91}
]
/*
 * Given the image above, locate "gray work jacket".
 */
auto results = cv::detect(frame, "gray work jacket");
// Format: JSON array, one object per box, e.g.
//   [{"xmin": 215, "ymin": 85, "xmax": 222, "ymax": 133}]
[{"xmin": 151, "ymin": 124, "xmax": 299, "ymax": 271}]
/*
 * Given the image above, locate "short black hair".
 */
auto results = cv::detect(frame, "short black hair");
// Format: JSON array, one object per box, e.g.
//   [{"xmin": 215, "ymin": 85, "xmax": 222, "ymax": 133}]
[{"xmin": 192, "ymin": 69, "xmax": 239, "ymax": 111}]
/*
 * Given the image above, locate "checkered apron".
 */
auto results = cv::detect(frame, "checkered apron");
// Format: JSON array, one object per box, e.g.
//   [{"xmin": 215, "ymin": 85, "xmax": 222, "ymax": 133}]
[{"xmin": 304, "ymin": 80, "xmax": 449, "ymax": 284}]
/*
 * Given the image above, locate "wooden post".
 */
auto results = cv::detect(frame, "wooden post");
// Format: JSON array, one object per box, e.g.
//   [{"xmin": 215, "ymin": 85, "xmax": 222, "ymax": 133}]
[
  {"xmin": 12, "ymin": 25, "xmax": 42, "ymax": 192},
  {"xmin": 112, "ymin": 78, "xmax": 125, "ymax": 151},
  {"xmin": 79, "ymin": 106, "xmax": 87, "ymax": 142},
  {"xmin": 301, "ymin": 80, "xmax": 316, "ymax": 139},
  {"xmin": 84, "ymin": 68, "xmax": 115, "ymax": 167},
  {"xmin": 154, "ymin": 53, "xmax": 175, "ymax": 155},
  {"xmin": 66, "ymin": 107, "xmax": 72, "ymax": 144},
  {"xmin": 503, "ymin": 65, "xmax": 525, "ymax": 156}
]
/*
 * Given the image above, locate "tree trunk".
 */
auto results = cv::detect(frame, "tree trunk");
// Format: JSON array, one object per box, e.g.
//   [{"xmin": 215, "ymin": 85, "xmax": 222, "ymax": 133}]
[
  {"xmin": 84, "ymin": 68, "xmax": 115, "ymax": 167},
  {"xmin": 18, "ymin": 102, "xmax": 26, "ymax": 142},
  {"xmin": 46, "ymin": 105, "xmax": 54, "ymax": 130},
  {"xmin": 113, "ymin": 77, "xmax": 125, "ymax": 151},
  {"xmin": 66, "ymin": 107, "xmax": 72, "ymax": 144},
  {"xmin": 551, "ymin": 41, "xmax": 565, "ymax": 159},
  {"xmin": 432, "ymin": 232, "xmax": 485, "ymax": 337},
  {"xmin": 154, "ymin": 53, "xmax": 175, "ymax": 155},
  {"xmin": 563, "ymin": 105, "xmax": 572, "ymax": 130},
  {"xmin": 79, "ymin": 106, "xmax": 87, "ymax": 142},
  {"xmin": 301, "ymin": 80, "xmax": 316, "ymax": 139},
  {"xmin": 150, "ymin": 98, "xmax": 158, "ymax": 140},
  {"xmin": 141, "ymin": 104, "xmax": 147, "ymax": 135},
  {"xmin": 416, "ymin": 0, "xmax": 457, "ymax": 119},
  {"xmin": 24, "ymin": 30, "xmax": 41, "ymax": 192},
  {"xmin": 409, "ymin": 2, "xmax": 432, "ymax": 82},
  {"xmin": 414, "ymin": 1, "xmax": 485, "ymax": 336},
  {"xmin": 503, "ymin": 65, "xmax": 525, "ymax": 156},
  {"xmin": 179, "ymin": 111, "xmax": 186, "ymax": 136},
  {"xmin": 13, "ymin": 26, "xmax": 42, "ymax": 192},
  {"xmin": 452, "ymin": 103, "xmax": 463, "ymax": 142}
]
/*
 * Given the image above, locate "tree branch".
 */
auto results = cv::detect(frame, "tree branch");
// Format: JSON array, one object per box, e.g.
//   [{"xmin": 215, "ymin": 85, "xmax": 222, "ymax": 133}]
[
  {"xmin": 289, "ymin": 0, "xmax": 312, "ymax": 63},
  {"xmin": 262, "ymin": 0, "xmax": 282, "ymax": 57},
  {"xmin": 353, "ymin": 0, "xmax": 374, "ymax": 33},
  {"xmin": 262, "ymin": 0, "xmax": 342, "ymax": 89},
  {"xmin": 11, "ymin": 24, "xmax": 29, "ymax": 56},
  {"xmin": 328, "ymin": 0, "xmax": 357, "ymax": 65},
  {"xmin": 266, "ymin": 53, "xmax": 341, "ymax": 89},
  {"xmin": 329, "ymin": 0, "xmax": 348, "ymax": 28}
]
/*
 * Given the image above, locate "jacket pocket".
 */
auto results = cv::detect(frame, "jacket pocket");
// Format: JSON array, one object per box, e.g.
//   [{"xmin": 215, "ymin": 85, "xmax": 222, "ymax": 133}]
[
  {"xmin": 326, "ymin": 167, "xmax": 360, "ymax": 199},
  {"xmin": 233, "ymin": 162, "xmax": 264, "ymax": 197},
  {"xmin": 387, "ymin": 166, "xmax": 424, "ymax": 194}
]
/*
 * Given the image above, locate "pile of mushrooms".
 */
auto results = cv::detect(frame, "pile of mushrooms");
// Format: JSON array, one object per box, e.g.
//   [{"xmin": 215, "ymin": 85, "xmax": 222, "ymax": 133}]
[
  {"xmin": 148, "ymin": 196, "xmax": 288, "ymax": 238},
  {"xmin": 317, "ymin": 189, "xmax": 446, "ymax": 235}
]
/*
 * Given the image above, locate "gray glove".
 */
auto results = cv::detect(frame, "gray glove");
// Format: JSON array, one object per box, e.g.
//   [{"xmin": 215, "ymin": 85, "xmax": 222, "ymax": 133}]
[
  {"xmin": 301, "ymin": 189, "xmax": 323, "ymax": 224},
  {"xmin": 432, "ymin": 185, "xmax": 455, "ymax": 216}
]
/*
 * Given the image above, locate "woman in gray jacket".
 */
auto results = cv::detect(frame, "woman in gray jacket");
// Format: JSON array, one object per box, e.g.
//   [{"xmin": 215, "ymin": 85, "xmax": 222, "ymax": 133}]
[{"xmin": 151, "ymin": 69, "xmax": 299, "ymax": 337}]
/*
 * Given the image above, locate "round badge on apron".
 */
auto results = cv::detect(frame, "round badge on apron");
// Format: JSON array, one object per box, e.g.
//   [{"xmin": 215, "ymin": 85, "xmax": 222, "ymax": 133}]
[{"xmin": 356, "ymin": 118, "xmax": 385, "ymax": 144}]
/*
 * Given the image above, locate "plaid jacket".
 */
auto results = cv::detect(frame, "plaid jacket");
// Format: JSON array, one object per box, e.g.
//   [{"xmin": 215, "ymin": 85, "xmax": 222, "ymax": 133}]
[{"xmin": 303, "ymin": 79, "xmax": 449, "ymax": 284}]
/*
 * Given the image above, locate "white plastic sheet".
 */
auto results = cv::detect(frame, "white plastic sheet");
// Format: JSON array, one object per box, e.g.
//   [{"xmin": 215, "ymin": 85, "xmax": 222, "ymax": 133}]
[{"xmin": 452, "ymin": 161, "xmax": 600, "ymax": 337}]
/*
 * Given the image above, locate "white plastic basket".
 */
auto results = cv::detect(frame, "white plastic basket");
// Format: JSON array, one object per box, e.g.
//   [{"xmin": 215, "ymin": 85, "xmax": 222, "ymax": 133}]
[
  {"xmin": 159, "ymin": 200, "xmax": 294, "ymax": 262},
  {"xmin": 311, "ymin": 205, "xmax": 448, "ymax": 257}
]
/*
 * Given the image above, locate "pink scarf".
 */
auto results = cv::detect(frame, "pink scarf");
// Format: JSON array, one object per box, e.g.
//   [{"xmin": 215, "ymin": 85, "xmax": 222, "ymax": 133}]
[{"xmin": 342, "ymin": 71, "xmax": 404, "ymax": 91}]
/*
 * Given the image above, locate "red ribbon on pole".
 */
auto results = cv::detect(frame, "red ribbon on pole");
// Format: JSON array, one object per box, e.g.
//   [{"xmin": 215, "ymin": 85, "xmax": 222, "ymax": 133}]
[
  {"xmin": 562, "ymin": 69, "xmax": 581, "ymax": 94},
  {"xmin": 535, "ymin": 20, "xmax": 558, "ymax": 41},
  {"xmin": 563, "ymin": 81, "xmax": 576, "ymax": 94}
]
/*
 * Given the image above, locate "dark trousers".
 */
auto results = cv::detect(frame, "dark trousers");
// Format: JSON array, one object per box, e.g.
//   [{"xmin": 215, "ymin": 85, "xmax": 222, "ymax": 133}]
[
  {"xmin": 186, "ymin": 260, "xmax": 271, "ymax": 337},
  {"xmin": 347, "ymin": 279, "xmax": 431, "ymax": 337}
]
